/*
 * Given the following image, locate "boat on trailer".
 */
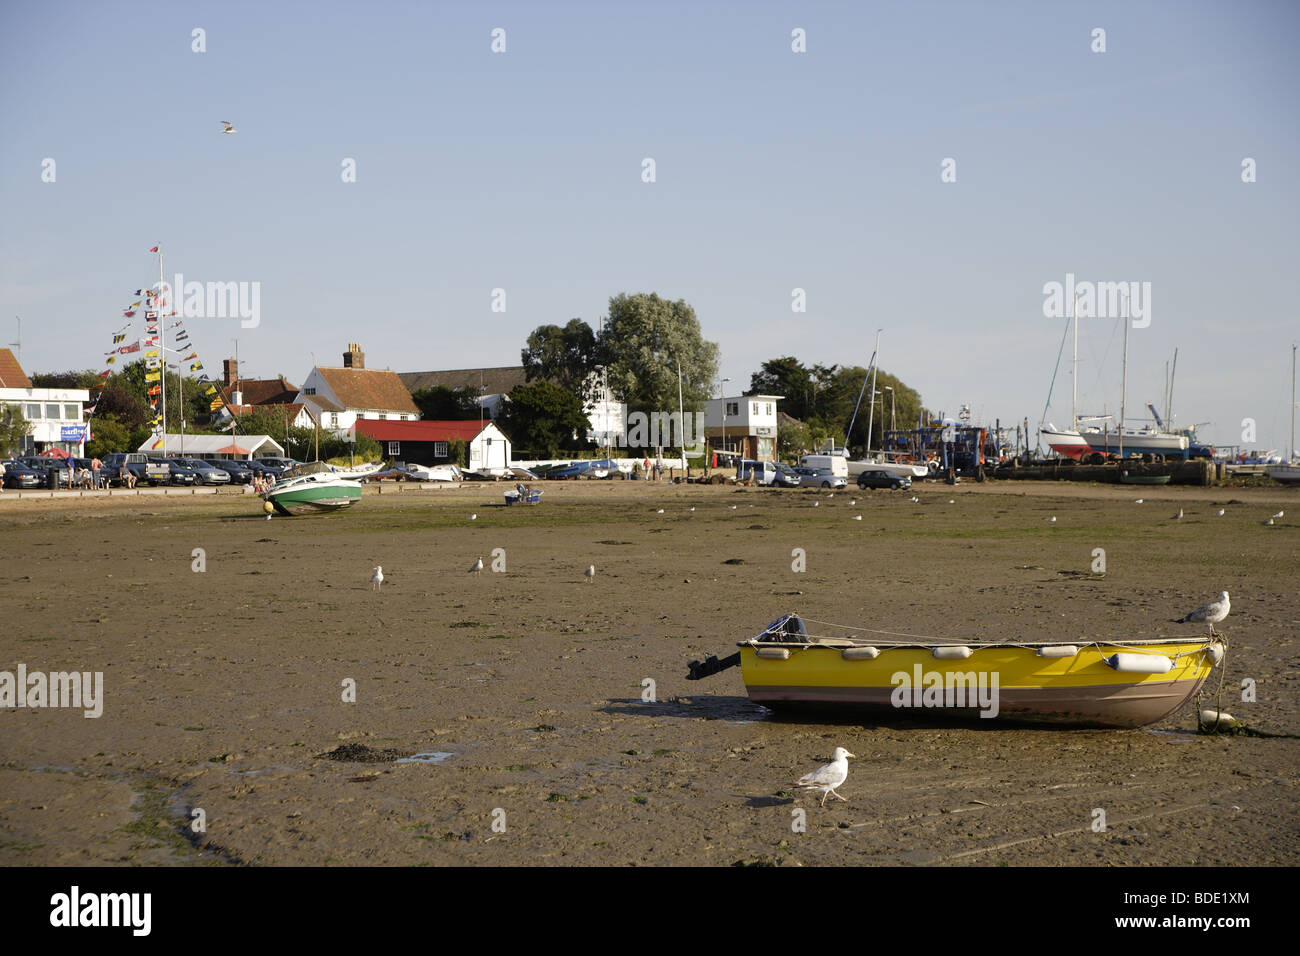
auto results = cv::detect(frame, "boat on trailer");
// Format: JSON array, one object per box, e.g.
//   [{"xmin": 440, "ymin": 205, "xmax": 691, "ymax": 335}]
[{"xmin": 687, "ymin": 614, "xmax": 1224, "ymax": 729}]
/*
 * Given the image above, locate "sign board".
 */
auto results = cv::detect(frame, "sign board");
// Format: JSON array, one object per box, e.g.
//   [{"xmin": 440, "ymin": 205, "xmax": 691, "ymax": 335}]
[{"xmin": 61, "ymin": 425, "xmax": 87, "ymax": 443}]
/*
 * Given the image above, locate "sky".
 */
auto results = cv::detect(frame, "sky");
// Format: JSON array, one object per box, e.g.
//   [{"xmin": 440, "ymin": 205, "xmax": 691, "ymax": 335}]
[{"xmin": 2, "ymin": 0, "xmax": 1298, "ymax": 452}]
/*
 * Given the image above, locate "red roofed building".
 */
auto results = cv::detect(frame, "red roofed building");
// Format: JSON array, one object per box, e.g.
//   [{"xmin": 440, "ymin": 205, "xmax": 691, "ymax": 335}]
[{"xmin": 354, "ymin": 418, "xmax": 511, "ymax": 471}]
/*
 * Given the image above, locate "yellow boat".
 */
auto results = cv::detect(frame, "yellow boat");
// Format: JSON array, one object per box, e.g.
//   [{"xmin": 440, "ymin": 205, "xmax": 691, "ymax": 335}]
[{"xmin": 687, "ymin": 614, "xmax": 1225, "ymax": 728}]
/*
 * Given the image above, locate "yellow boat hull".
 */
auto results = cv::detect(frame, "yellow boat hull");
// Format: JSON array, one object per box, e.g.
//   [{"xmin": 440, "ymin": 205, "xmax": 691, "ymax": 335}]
[{"xmin": 740, "ymin": 640, "xmax": 1218, "ymax": 728}]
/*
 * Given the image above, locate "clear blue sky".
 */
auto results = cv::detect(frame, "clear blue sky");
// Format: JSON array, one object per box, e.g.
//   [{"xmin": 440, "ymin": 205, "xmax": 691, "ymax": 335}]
[{"xmin": 2, "ymin": 0, "xmax": 1297, "ymax": 450}]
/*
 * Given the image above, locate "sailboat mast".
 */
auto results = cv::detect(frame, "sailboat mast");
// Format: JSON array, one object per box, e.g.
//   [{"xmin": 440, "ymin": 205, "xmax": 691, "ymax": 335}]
[
  {"xmin": 864, "ymin": 329, "xmax": 882, "ymax": 458},
  {"xmin": 1071, "ymin": 294, "xmax": 1078, "ymax": 429},
  {"xmin": 1291, "ymin": 344, "xmax": 1297, "ymax": 461},
  {"xmin": 1120, "ymin": 295, "xmax": 1129, "ymax": 460}
]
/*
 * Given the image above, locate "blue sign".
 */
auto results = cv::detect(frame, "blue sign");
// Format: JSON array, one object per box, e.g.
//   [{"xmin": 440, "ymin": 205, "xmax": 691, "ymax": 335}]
[{"xmin": 61, "ymin": 425, "xmax": 86, "ymax": 443}]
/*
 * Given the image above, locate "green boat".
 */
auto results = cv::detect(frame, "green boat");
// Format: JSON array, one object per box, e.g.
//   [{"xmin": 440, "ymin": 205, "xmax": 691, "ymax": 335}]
[
  {"xmin": 262, "ymin": 473, "xmax": 363, "ymax": 515},
  {"xmin": 1119, "ymin": 471, "xmax": 1172, "ymax": 485}
]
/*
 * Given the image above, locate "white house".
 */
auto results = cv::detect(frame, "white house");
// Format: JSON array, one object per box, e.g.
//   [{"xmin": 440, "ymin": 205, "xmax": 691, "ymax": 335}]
[
  {"xmin": 296, "ymin": 344, "xmax": 421, "ymax": 438},
  {"xmin": 0, "ymin": 350, "xmax": 91, "ymax": 455},
  {"xmin": 703, "ymin": 393, "xmax": 782, "ymax": 461}
]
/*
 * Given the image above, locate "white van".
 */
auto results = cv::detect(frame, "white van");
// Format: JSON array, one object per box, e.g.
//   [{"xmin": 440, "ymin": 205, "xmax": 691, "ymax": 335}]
[
  {"xmin": 737, "ymin": 459, "xmax": 799, "ymax": 487},
  {"xmin": 798, "ymin": 454, "xmax": 849, "ymax": 478}
]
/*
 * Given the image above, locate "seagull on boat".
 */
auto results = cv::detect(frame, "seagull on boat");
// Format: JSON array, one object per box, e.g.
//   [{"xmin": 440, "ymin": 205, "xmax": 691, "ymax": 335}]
[
  {"xmin": 1171, "ymin": 508, "xmax": 1184, "ymax": 520},
  {"xmin": 469, "ymin": 556, "xmax": 484, "ymax": 576},
  {"xmin": 371, "ymin": 566, "xmax": 383, "ymax": 591},
  {"xmin": 584, "ymin": 565, "xmax": 596, "ymax": 583},
  {"xmin": 793, "ymin": 747, "xmax": 855, "ymax": 807},
  {"xmin": 1175, "ymin": 591, "xmax": 1230, "ymax": 636},
  {"xmin": 221, "ymin": 121, "xmax": 237, "ymax": 134}
]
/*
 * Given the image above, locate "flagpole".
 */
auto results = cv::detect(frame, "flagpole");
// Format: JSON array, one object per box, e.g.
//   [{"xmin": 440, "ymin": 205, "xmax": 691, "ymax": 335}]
[{"xmin": 158, "ymin": 245, "xmax": 166, "ymax": 457}]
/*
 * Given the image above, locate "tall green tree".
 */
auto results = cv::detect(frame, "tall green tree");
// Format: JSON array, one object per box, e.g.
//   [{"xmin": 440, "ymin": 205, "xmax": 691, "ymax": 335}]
[
  {"xmin": 496, "ymin": 381, "xmax": 592, "ymax": 458},
  {"xmin": 599, "ymin": 293, "xmax": 719, "ymax": 419},
  {"xmin": 522, "ymin": 319, "xmax": 599, "ymax": 401}
]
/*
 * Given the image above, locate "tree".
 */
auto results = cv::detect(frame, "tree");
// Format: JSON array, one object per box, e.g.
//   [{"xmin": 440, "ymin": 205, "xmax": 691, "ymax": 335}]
[
  {"xmin": 599, "ymin": 293, "xmax": 719, "ymax": 427},
  {"xmin": 749, "ymin": 357, "xmax": 815, "ymax": 420},
  {"xmin": 30, "ymin": 369, "xmax": 100, "ymax": 389},
  {"xmin": 495, "ymin": 381, "xmax": 592, "ymax": 458},
  {"xmin": 411, "ymin": 385, "xmax": 481, "ymax": 420},
  {"xmin": 1, "ymin": 404, "xmax": 32, "ymax": 456},
  {"xmin": 85, "ymin": 415, "xmax": 133, "ymax": 458},
  {"xmin": 522, "ymin": 319, "xmax": 599, "ymax": 401}
]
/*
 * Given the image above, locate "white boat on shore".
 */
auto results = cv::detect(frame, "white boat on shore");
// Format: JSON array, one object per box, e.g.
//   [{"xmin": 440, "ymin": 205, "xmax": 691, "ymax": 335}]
[{"xmin": 400, "ymin": 462, "xmax": 463, "ymax": 482}]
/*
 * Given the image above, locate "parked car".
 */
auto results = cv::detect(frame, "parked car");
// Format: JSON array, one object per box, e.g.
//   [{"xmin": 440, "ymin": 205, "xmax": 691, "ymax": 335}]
[
  {"xmin": 178, "ymin": 458, "xmax": 230, "ymax": 485},
  {"xmin": 102, "ymin": 452, "xmax": 169, "ymax": 486},
  {"xmin": 18, "ymin": 456, "xmax": 71, "ymax": 488},
  {"xmin": 857, "ymin": 469, "xmax": 912, "ymax": 491},
  {"xmin": 163, "ymin": 458, "xmax": 198, "ymax": 485},
  {"xmin": 737, "ymin": 459, "xmax": 800, "ymax": 487},
  {"xmin": 2, "ymin": 459, "xmax": 44, "ymax": 489},
  {"xmin": 207, "ymin": 459, "xmax": 253, "ymax": 484},
  {"xmin": 255, "ymin": 458, "xmax": 295, "ymax": 477},
  {"xmin": 792, "ymin": 466, "xmax": 847, "ymax": 489}
]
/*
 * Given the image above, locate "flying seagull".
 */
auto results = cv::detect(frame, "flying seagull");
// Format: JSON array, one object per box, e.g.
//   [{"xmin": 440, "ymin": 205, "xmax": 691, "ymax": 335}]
[
  {"xmin": 793, "ymin": 747, "xmax": 855, "ymax": 807},
  {"xmin": 371, "ymin": 566, "xmax": 383, "ymax": 591},
  {"xmin": 1174, "ymin": 591, "xmax": 1230, "ymax": 636},
  {"xmin": 221, "ymin": 121, "xmax": 237, "ymax": 134},
  {"xmin": 469, "ymin": 556, "xmax": 484, "ymax": 576}
]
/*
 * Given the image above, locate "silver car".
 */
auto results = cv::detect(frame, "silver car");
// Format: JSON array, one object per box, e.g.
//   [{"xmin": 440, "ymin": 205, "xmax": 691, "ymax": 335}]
[{"xmin": 792, "ymin": 466, "xmax": 847, "ymax": 489}]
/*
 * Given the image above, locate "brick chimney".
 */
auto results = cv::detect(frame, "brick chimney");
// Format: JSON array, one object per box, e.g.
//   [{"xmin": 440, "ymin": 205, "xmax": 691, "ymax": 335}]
[
  {"xmin": 223, "ymin": 358, "xmax": 238, "ymax": 386},
  {"xmin": 343, "ymin": 343, "xmax": 365, "ymax": 369}
]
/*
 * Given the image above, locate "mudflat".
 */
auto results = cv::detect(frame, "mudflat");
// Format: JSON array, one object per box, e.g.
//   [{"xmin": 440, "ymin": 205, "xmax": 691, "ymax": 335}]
[{"xmin": 1, "ymin": 479, "xmax": 1296, "ymax": 866}]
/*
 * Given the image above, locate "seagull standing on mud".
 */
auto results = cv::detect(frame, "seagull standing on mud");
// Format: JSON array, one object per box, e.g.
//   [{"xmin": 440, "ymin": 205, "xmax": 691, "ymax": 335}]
[
  {"xmin": 469, "ymin": 556, "xmax": 484, "ymax": 576},
  {"xmin": 584, "ymin": 565, "xmax": 596, "ymax": 583},
  {"xmin": 794, "ymin": 747, "xmax": 855, "ymax": 807},
  {"xmin": 371, "ymin": 566, "xmax": 383, "ymax": 591},
  {"xmin": 1174, "ymin": 591, "xmax": 1230, "ymax": 636},
  {"xmin": 1171, "ymin": 508, "xmax": 1184, "ymax": 520}
]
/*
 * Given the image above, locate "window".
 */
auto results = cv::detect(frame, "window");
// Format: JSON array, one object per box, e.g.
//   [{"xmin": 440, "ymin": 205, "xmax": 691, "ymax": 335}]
[
  {"xmin": 752, "ymin": 403, "xmax": 759, "ymax": 416},
  {"xmin": 765, "ymin": 403, "xmax": 772, "ymax": 416},
  {"xmin": 25, "ymin": 403, "xmax": 40, "ymax": 419},
  {"xmin": 726, "ymin": 402, "xmax": 738, "ymax": 416},
  {"xmin": 304, "ymin": 387, "xmax": 316, "ymax": 395},
  {"xmin": 378, "ymin": 414, "xmax": 387, "ymax": 420},
  {"xmin": 328, "ymin": 413, "xmax": 337, "ymax": 427},
  {"xmin": 45, "ymin": 404, "xmax": 60, "ymax": 420},
  {"xmin": 387, "ymin": 442, "xmax": 400, "ymax": 455},
  {"xmin": 434, "ymin": 441, "xmax": 448, "ymax": 458},
  {"xmin": 65, "ymin": 404, "xmax": 80, "ymax": 420}
]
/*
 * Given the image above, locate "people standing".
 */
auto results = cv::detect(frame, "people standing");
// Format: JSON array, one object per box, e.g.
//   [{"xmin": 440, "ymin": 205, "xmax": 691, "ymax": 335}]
[{"xmin": 91, "ymin": 456, "xmax": 102, "ymax": 489}]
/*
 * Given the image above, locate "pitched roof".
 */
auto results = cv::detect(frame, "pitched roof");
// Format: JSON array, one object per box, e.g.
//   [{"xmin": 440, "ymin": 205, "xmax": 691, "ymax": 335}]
[
  {"xmin": 299, "ymin": 393, "xmax": 344, "ymax": 414},
  {"xmin": 0, "ymin": 348, "xmax": 31, "ymax": 388},
  {"xmin": 354, "ymin": 419, "xmax": 502, "ymax": 443},
  {"xmin": 225, "ymin": 402, "xmax": 315, "ymax": 423},
  {"xmin": 398, "ymin": 366, "xmax": 528, "ymax": 397},
  {"xmin": 314, "ymin": 366, "xmax": 419, "ymax": 415},
  {"xmin": 218, "ymin": 375, "xmax": 298, "ymax": 406}
]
